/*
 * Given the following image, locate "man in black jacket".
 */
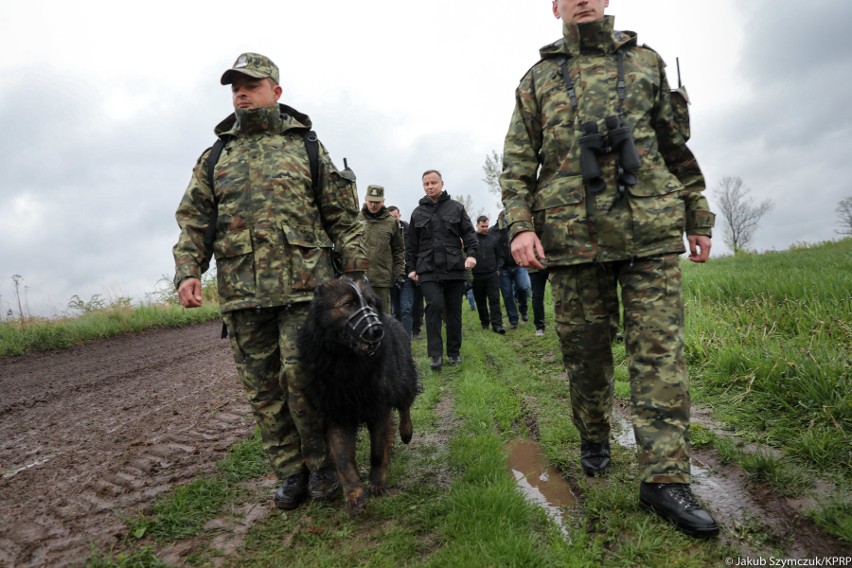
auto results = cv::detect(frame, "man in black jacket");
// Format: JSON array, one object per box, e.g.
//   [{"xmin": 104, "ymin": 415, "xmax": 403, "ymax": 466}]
[
  {"xmin": 472, "ymin": 215, "xmax": 505, "ymax": 334},
  {"xmin": 406, "ymin": 170, "xmax": 478, "ymax": 370}
]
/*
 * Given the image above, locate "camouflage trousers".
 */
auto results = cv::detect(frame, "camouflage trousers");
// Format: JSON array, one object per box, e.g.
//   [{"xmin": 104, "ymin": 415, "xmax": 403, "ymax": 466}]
[
  {"xmin": 371, "ymin": 286, "xmax": 392, "ymax": 317},
  {"xmin": 551, "ymin": 254, "xmax": 691, "ymax": 484},
  {"xmin": 222, "ymin": 304, "xmax": 331, "ymax": 480}
]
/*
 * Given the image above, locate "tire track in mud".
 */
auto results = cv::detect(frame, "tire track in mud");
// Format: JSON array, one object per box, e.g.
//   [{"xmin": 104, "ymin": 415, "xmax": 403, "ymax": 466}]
[{"xmin": 0, "ymin": 321, "xmax": 254, "ymax": 568}]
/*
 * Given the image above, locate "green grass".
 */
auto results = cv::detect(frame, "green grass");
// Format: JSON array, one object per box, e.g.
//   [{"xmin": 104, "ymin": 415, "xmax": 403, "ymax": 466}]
[
  {"xmin": 0, "ymin": 303, "xmax": 221, "ymax": 358},
  {"xmin": 683, "ymin": 239, "xmax": 852, "ymax": 477},
  {"xmin": 57, "ymin": 239, "xmax": 852, "ymax": 564}
]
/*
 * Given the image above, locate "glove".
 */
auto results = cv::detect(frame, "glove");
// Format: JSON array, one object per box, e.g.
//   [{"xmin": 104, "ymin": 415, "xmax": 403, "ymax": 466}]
[{"xmin": 394, "ymin": 276, "xmax": 407, "ymax": 289}]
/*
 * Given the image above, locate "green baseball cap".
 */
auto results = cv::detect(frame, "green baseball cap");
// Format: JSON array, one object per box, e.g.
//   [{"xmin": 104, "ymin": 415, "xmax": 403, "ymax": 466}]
[
  {"xmin": 366, "ymin": 185, "xmax": 385, "ymax": 202},
  {"xmin": 220, "ymin": 52, "xmax": 280, "ymax": 85}
]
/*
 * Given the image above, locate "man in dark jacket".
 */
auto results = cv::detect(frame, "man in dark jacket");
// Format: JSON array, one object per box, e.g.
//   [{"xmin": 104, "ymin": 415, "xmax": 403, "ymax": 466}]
[
  {"xmin": 388, "ymin": 206, "xmax": 424, "ymax": 338},
  {"xmin": 406, "ymin": 170, "xmax": 478, "ymax": 370},
  {"xmin": 490, "ymin": 210, "xmax": 531, "ymax": 329},
  {"xmin": 472, "ymin": 215, "xmax": 505, "ymax": 334}
]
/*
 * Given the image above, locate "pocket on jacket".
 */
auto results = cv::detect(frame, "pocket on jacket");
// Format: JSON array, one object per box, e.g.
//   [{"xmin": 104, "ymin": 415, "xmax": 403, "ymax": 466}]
[
  {"xmin": 282, "ymin": 224, "xmax": 334, "ymax": 290},
  {"xmin": 415, "ymin": 249, "xmax": 434, "ymax": 275},
  {"xmin": 532, "ymin": 175, "xmax": 590, "ymax": 258},
  {"xmin": 214, "ymin": 229, "xmax": 256, "ymax": 300},
  {"xmin": 444, "ymin": 245, "xmax": 465, "ymax": 272},
  {"xmin": 630, "ymin": 190, "xmax": 685, "ymax": 248}
]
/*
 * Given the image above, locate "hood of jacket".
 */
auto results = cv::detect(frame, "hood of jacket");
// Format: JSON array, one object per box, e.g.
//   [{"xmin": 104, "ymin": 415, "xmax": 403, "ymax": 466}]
[
  {"xmin": 539, "ymin": 15, "xmax": 637, "ymax": 60},
  {"xmin": 213, "ymin": 102, "xmax": 313, "ymax": 138}
]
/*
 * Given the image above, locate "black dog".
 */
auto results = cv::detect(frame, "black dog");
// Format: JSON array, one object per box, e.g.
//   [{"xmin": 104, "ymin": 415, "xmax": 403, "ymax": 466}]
[{"xmin": 298, "ymin": 277, "xmax": 421, "ymax": 516}]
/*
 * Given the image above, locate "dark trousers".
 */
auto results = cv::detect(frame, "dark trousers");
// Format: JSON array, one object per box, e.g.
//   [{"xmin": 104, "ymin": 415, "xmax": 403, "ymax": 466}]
[
  {"xmin": 529, "ymin": 269, "xmax": 550, "ymax": 331},
  {"xmin": 472, "ymin": 272, "xmax": 503, "ymax": 329},
  {"xmin": 420, "ymin": 279, "xmax": 465, "ymax": 358}
]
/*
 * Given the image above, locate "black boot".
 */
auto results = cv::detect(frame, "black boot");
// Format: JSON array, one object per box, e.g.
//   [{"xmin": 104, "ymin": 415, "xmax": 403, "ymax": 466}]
[
  {"xmin": 274, "ymin": 471, "xmax": 308, "ymax": 510},
  {"xmin": 309, "ymin": 467, "xmax": 340, "ymax": 500},
  {"xmin": 639, "ymin": 483, "xmax": 720, "ymax": 538},
  {"xmin": 580, "ymin": 439, "xmax": 611, "ymax": 475}
]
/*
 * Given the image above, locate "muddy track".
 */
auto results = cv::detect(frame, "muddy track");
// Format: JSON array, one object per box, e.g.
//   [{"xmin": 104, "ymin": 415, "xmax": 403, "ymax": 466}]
[{"xmin": 0, "ymin": 322, "xmax": 254, "ymax": 568}]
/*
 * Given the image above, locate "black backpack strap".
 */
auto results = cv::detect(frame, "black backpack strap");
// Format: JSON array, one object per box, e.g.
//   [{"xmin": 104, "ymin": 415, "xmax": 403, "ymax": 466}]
[
  {"xmin": 203, "ymin": 137, "xmax": 229, "ymax": 251},
  {"xmin": 302, "ymin": 130, "xmax": 320, "ymax": 200}
]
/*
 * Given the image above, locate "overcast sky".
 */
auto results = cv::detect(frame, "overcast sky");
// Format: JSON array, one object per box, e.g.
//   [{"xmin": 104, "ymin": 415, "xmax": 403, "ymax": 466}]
[{"xmin": 1, "ymin": 0, "xmax": 849, "ymax": 317}]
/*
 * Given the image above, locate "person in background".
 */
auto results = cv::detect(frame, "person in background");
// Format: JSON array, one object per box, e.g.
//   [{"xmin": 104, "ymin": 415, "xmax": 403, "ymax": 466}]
[
  {"xmin": 358, "ymin": 185, "xmax": 405, "ymax": 311},
  {"xmin": 388, "ymin": 206, "xmax": 424, "ymax": 339},
  {"xmin": 490, "ymin": 210, "xmax": 531, "ymax": 329},
  {"xmin": 406, "ymin": 170, "xmax": 478, "ymax": 370},
  {"xmin": 471, "ymin": 215, "xmax": 506, "ymax": 334}
]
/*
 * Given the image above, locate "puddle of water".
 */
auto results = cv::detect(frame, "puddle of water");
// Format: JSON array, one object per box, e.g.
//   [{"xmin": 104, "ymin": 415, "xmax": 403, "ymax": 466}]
[{"xmin": 505, "ymin": 438, "xmax": 576, "ymax": 540}]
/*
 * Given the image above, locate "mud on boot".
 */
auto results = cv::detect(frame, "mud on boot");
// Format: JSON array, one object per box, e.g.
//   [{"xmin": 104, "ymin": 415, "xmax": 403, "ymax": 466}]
[
  {"xmin": 274, "ymin": 471, "xmax": 308, "ymax": 510},
  {"xmin": 309, "ymin": 467, "xmax": 340, "ymax": 500},
  {"xmin": 580, "ymin": 438, "xmax": 611, "ymax": 476},
  {"xmin": 639, "ymin": 482, "xmax": 720, "ymax": 538}
]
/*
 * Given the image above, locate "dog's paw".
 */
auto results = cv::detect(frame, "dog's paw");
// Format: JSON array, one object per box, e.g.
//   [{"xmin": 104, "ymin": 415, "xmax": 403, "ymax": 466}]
[
  {"xmin": 368, "ymin": 483, "xmax": 387, "ymax": 497},
  {"xmin": 399, "ymin": 418, "xmax": 413, "ymax": 444},
  {"xmin": 344, "ymin": 495, "xmax": 367, "ymax": 516}
]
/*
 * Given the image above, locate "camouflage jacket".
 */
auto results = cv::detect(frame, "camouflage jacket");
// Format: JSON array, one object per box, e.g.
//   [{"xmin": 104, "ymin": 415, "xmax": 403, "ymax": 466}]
[
  {"xmin": 405, "ymin": 191, "xmax": 478, "ymax": 283},
  {"xmin": 500, "ymin": 16, "xmax": 715, "ymax": 267},
  {"xmin": 173, "ymin": 103, "xmax": 367, "ymax": 312},
  {"xmin": 357, "ymin": 205, "xmax": 405, "ymax": 287}
]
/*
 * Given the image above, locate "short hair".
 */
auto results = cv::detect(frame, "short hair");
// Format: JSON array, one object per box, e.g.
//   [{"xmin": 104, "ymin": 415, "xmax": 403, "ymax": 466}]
[
  {"xmin": 476, "ymin": 215, "xmax": 489, "ymax": 224},
  {"xmin": 422, "ymin": 169, "xmax": 443, "ymax": 180},
  {"xmin": 387, "ymin": 205, "xmax": 399, "ymax": 213}
]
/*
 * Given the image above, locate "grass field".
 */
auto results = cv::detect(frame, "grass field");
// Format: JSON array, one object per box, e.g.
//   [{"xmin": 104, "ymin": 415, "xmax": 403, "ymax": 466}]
[{"xmin": 6, "ymin": 239, "xmax": 849, "ymax": 565}]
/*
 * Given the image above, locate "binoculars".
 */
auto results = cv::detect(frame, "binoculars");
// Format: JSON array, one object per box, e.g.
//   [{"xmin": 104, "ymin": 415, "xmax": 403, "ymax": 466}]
[{"xmin": 577, "ymin": 116, "xmax": 641, "ymax": 194}]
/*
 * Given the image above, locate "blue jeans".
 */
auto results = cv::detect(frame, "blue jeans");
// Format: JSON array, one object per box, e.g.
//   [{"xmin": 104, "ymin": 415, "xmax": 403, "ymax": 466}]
[
  {"xmin": 398, "ymin": 278, "xmax": 423, "ymax": 337},
  {"xmin": 499, "ymin": 266, "xmax": 530, "ymax": 325}
]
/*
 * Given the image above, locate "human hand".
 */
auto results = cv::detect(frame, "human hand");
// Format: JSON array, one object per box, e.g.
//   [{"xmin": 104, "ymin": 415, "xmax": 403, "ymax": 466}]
[
  {"xmin": 178, "ymin": 277, "xmax": 203, "ymax": 308},
  {"xmin": 687, "ymin": 235, "xmax": 712, "ymax": 263},
  {"xmin": 464, "ymin": 256, "xmax": 477, "ymax": 270},
  {"xmin": 408, "ymin": 271, "xmax": 419, "ymax": 283},
  {"xmin": 510, "ymin": 231, "xmax": 545, "ymax": 269}
]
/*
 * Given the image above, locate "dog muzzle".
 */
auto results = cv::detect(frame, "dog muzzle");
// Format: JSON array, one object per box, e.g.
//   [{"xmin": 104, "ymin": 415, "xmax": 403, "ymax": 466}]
[{"xmin": 344, "ymin": 282, "xmax": 384, "ymax": 356}]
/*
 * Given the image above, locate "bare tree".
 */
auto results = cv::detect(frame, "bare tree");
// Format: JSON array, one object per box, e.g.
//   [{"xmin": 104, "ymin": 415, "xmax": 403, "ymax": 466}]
[
  {"xmin": 482, "ymin": 150, "xmax": 502, "ymax": 196},
  {"xmin": 714, "ymin": 177, "xmax": 773, "ymax": 253},
  {"xmin": 836, "ymin": 196, "xmax": 852, "ymax": 236},
  {"xmin": 455, "ymin": 194, "xmax": 486, "ymax": 221}
]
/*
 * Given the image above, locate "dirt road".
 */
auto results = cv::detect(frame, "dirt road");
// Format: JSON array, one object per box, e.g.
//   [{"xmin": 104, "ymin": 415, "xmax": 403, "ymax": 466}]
[{"xmin": 0, "ymin": 322, "xmax": 253, "ymax": 567}]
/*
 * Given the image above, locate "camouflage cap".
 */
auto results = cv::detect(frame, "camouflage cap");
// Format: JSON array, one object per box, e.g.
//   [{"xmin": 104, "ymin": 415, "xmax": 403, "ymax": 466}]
[
  {"xmin": 220, "ymin": 53, "xmax": 280, "ymax": 85},
  {"xmin": 365, "ymin": 185, "xmax": 385, "ymax": 202}
]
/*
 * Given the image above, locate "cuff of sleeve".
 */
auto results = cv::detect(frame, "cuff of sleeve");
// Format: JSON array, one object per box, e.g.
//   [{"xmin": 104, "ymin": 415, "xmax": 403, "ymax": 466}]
[
  {"xmin": 686, "ymin": 210, "xmax": 715, "ymax": 233},
  {"xmin": 340, "ymin": 257, "xmax": 369, "ymax": 273},
  {"xmin": 508, "ymin": 221, "xmax": 535, "ymax": 242}
]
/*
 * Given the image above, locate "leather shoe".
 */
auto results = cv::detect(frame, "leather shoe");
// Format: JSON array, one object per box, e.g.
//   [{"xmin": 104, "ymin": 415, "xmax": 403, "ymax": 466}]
[
  {"xmin": 308, "ymin": 467, "xmax": 340, "ymax": 500},
  {"xmin": 493, "ymin": 326, "xmax": 506, "ymax": 334},
  {"xmin": 430, "ymin": 355, "xmax": 443, "ymax": 371},
  {"xmin": 639, "ymin": 483, "xmax": 720, "ymax": 537},
  {"xmin": 580, "ymin": 439, "xmax": 611, "ymax": 476},
  {"xmin": 274, "ymin": 471, "xmax": 308, "ymax": 510},
  {"xmin": 448, "ymin": 355, "xmax": 462, "ymax": 365}
]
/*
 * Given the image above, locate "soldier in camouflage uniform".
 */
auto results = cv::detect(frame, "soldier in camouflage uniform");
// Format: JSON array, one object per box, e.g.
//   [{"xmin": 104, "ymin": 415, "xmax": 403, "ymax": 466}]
[
  {"xmin": 500, "ymin": 1, "xmax": 719, "ymax": 537},
  {"xmin": 358, "ymin": 185, "xmax": 406, "ymax": 311},
  {"xmin": 173, "ymin": 53, "xmax": 367, "ymax": 511}
]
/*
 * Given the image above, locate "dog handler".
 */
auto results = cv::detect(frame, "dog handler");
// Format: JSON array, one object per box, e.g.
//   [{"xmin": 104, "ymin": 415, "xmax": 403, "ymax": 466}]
[
  {"xmin": 500, "ymin": 1, "xmax": 719, "ymax": 536},
  {"xmin": 172, "ymin": 53, "xmax": 367, "ymax": 510}
]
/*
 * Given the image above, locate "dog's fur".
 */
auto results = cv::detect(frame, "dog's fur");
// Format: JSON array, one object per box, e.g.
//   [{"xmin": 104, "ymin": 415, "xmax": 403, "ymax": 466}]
[{"xmin": 298, "ymin": 277, "xmax": 421, "ymax": 515}]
